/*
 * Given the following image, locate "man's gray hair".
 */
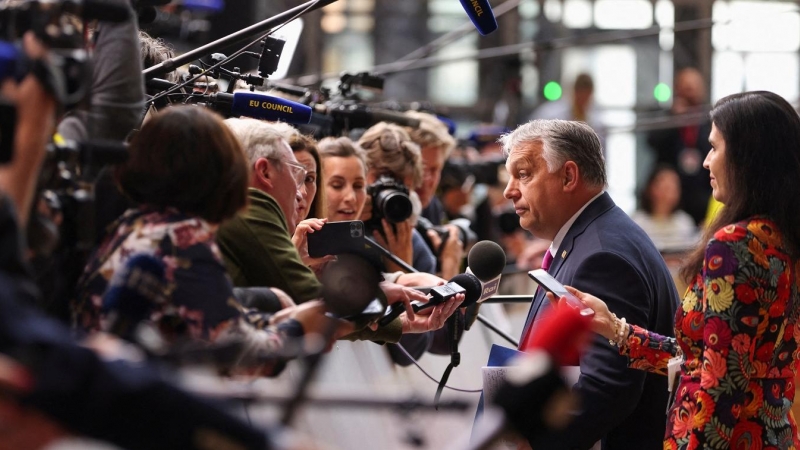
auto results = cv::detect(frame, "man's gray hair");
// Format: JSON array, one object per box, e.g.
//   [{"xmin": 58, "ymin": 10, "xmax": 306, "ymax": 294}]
[
  {"xmin": 499, "ymin": 119, "xmax": 607, "ymax": 187},
  {"xmin": 224, "ymin": 118, "xmax": 294, "ymax": 167}
]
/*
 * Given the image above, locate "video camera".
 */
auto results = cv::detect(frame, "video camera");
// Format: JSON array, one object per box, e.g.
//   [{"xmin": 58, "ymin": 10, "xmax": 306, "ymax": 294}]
[{"xmin": 364, "ymin": 175, "xmax": 413, "ymax": 233}]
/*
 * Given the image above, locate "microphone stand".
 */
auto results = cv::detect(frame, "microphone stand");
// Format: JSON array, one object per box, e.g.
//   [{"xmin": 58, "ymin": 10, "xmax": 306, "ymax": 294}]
[
  {"xmin": 143, "ymin": 0, "xmax": 339, "ymax": 78},
  {"xmin": 363, "ymin": 236, "xmax": 417, "ymax": 273},
  {"xmin": 475, "ymin": 314, "xmax": 519, "ymax": 348}
]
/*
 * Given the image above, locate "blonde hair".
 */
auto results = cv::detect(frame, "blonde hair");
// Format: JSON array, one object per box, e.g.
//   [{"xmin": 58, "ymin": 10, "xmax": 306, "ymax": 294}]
[
  {"xmin": 358, "ymin": 122, "xmax": 423, "ymax": 188},
  {"xmin": 404, "ymin": 111, "xmax": 456, "ymax": 158}
]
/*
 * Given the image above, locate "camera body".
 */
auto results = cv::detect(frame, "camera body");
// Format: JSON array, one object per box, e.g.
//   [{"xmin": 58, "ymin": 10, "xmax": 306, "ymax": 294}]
[{"xmin": 364, "ymin": 175, "xmax": 412, "ymax": 232}]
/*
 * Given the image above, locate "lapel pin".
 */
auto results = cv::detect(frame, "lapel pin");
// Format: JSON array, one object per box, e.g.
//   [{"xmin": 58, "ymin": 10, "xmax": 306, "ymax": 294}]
[{"xmin": 561, "ymin": 250, "xmax": 567, "ymax": 259}]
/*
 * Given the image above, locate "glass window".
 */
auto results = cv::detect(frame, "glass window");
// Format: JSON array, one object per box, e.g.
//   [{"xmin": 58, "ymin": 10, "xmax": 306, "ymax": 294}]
[
  {"xmin": 745, "ymin": 53, "xmax": 799, "ymax": 101},
  {"xmin": 563, "ymin": 0, "xmax": 592, "ymax": 29},
  {"xmin": 429, "ymin": 35, "xmax": 479, "ymax": 107},
  {"xmin": 712, "ymin": 1, "xmax": 800, "ymax": 52},
  {"xmin": 594, "ymin": 0, "xmax": 652, "ymax": 29},
  {"xmin": 562, "ymin": 45, "xmax": 636, "ymax": 108}
]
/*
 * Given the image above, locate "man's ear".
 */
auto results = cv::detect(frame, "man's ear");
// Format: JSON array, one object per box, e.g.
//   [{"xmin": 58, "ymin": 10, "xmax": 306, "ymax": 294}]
[
  {"xmin": 562, "ymin": 161, "xmax": 579, "ymax": 191},
  {"xmin": 254, "ymin": 158, "xmax": 274, "ymax": 189}
]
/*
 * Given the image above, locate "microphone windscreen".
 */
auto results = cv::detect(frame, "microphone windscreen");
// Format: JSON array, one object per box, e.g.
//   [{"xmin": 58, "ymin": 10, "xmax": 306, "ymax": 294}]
[
  {"xmin": 230, "ymin": 92, "xmax": 313, "ymax": 124},
  {"xmin": 468, "ymin": 240, "xmax": 506, "ymax": 281},
  {"xmin": 458, "ymin": 0, "xmax": 498, "ymax": 35},
  {"xmin": 449, "ymin": 273, "xmax": 483, "ymax": 307},
  {"xmin": 523, "ymin": 305, "xmax": 592, "ymax": 366},
  {"xmin": 320, "ymin": 253, "xmax": 381, "ymax": 317}
]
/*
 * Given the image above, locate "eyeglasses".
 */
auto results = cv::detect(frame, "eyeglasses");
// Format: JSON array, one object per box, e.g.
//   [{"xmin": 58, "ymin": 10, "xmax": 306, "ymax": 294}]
[{"xmin": 281, "ymin": 159, "xmax": 308, "ymax": 190}]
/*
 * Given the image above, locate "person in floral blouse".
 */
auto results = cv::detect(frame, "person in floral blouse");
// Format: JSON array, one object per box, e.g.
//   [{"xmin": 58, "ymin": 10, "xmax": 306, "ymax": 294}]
[
  {"xmin": 561, "ymin": 91, "xmax": 800, "ymax": 449},
  {"xmin": 72, "ymin": 106, "xmax": 329, "ymax": 376}
]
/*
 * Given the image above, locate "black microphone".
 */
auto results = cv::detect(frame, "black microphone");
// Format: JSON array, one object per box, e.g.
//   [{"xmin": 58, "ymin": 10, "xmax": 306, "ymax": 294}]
[
  {"xmin": 458, "ymin": 0, "xmax": 498, "ymax": 35},
  {"xmin": 315, "ymin": 104, "xmax": 422, "ymax": 129},
  {"xmin": 101, "ymin": 254, "xmax": 166, "ymax": 343},
  {"xmin": 464, "ymin": 240, "xmax": 506, "ymax": 330},
  {"xmin": 377, "ymin": 272, "xmax": 482, "ymax": 327}
]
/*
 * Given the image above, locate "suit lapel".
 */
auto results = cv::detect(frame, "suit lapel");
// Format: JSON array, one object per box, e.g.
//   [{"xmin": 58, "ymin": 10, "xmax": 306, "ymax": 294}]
[{"xmin": 520, "ymin": 192, "xmax": 617, "ymax": 344}]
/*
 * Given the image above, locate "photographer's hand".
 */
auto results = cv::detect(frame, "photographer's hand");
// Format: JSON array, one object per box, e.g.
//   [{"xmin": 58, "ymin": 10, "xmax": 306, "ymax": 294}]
[
  {"xmin": 292, "ymin": 218, "xmax": 336, "ymax": 268},
  {"xmin": 376, "ymin": 218, "xmax": 413, "ymax": 272},
  {"xmin": 430, "ymin": 225, "xmax": 464, "ymax": 280},
  {"xmin": 0, "ymin": 32, "xmax": 57, "ymax": 227}
]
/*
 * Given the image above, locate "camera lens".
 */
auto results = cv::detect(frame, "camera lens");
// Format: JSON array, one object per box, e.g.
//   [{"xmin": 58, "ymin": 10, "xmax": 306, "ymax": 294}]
[{"xmin": 376, "ymin": 190, "xmax": 412, "ymax": 223}]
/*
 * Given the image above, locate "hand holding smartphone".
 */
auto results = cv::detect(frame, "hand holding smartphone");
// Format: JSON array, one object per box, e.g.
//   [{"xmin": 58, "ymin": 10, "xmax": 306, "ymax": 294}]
[{"xmin": 527, "ymin": 269, "xmax": 594, "ymax": 317}]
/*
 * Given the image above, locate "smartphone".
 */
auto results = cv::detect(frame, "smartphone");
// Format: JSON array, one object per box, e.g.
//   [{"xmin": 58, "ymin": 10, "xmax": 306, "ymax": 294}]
[
  {"xmin": 308, "ymin": 220, "xmax": 365, "ymax": 258},
  {"xmin": 527, "ymin": 269, "xmax": 594, "ymax": 317}
]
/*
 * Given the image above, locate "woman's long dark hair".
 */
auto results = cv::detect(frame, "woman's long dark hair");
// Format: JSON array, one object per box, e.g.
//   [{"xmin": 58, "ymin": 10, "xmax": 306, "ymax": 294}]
[{"xmin": 681, "ymin": 91, "xmax": 800, "ymax": 282}]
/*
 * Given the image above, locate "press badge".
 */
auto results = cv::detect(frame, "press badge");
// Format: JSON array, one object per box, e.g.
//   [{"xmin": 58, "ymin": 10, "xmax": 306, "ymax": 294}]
[{"xmin": 666, "ymin": 355, "xmax": 682, "ymax": 413}]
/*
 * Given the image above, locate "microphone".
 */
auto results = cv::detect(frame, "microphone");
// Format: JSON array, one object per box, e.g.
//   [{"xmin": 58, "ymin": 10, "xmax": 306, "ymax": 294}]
[
  {"xmin": 315, "ymin": 104, "xmax": 422, "ymax": 129},
  {"xmin": 464, "ymin": 240, "xmax": 506, "ymax": 330},
  {"xmin": 102, "ymin": 254, "xmax": 166, "ymax": 343},
  {"xmin": 212, "ymin": 92, "xmax": 313, "ymax": 124},
  {"xmin": 377, "ymin": 272, "xmax": 483, "ymax": 327},
  {"xmin": 466, "ymin": 240, "xmax": 506, "ymax": 303},
  {"xmin": 470, "ymin": 306, "xmax": 593, "ymax": 450},
  {"xmin": 458, "ymin": 0, "xmax": 498, "ymax": 35}
]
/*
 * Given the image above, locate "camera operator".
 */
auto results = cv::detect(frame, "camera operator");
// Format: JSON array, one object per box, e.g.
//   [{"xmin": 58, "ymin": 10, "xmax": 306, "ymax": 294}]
[
  {"xmin": 0, "ymin": 32, "xmax": 280, "ymax": 450},
  {"xmin": 403, "ymin": 111, "xmax": 466, "ymax": 280}
]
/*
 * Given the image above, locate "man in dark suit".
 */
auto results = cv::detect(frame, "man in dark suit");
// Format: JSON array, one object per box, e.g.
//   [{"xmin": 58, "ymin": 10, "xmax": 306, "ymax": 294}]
[{"xmin": 502, "ymin": 120, "xmax": 679, "ymax": 449}]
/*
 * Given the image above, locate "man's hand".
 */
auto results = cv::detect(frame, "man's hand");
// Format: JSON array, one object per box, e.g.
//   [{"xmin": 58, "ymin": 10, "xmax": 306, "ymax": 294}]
[
  {"xmin": 292, "ymin": 218, "xmax": 336, "ymax": 268},
  {"xmin": 379, "ymin": 281, "xmax": 430, "ymax": 321},
  {"xmin": 395, "ymin": 272, "xmax": 446, "ymax": 287}
]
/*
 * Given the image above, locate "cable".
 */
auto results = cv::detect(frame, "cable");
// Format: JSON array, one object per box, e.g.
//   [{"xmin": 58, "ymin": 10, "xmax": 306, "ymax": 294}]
[
  {"xmin": 147, "ymin": 0, "xmax": 324, "ymax": 106},
  {"xmin": 390, "ymin": 343, "xmax": 482, "ymax": 394}
]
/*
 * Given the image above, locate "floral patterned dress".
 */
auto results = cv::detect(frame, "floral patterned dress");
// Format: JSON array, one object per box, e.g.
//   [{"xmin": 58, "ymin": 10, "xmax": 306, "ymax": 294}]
[
  {"xmin": 624, "ymin": 217, "xmax": 800, "ymax": 449},
  {"xmin": 73, "ymin": 207, "xmax": 294, "ymax": 374}
]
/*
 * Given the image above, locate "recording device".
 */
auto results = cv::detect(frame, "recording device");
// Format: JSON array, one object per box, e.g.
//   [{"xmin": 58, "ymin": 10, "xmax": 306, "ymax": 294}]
[
  {"xmin": 307, "ymin": 220, "xmax": 365, "ymax": 258},
  {"xmin": 458, "ymin": 0, "xmax": 498, "ymax": 35},
  {"xmin": 365, "ymin": 175, "xmax": 413, "ymax": 232},
  {"xmin": 377, "ymin": 272, "xmax": 482, "ymax": 327},
  {"xmin": 527, "ymin": 269, "xmax": 594, "ymax": 317},
  {"xmin": 463, "ymin": 240, "xmax": 506, "ymax": 329}
]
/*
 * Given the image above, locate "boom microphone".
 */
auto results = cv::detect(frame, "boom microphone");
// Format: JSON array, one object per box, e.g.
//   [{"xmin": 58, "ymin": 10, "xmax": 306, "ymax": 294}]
[
  {"xmin": 213, "ymin": 92, "xmax": 313, "ymax": 124},
  {"xmin": 458, "ymin": 0, "xmax": 498, "ymax": 35}
]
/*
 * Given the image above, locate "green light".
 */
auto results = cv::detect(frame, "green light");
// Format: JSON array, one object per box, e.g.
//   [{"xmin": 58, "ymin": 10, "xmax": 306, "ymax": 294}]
[
  {"xmin": 543, "ymin": 81, "xmax": 563, "ymax": 101},
  {"xmin": 654, "ymin": 83, "xmax": 672, "ymax": 102}
]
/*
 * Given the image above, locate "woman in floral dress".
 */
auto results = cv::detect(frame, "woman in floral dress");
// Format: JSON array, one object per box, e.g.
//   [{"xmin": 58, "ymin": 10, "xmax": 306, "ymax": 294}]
[{"xmin": 564, "ymin": 91, "xmax": 800, "ymax": 449}]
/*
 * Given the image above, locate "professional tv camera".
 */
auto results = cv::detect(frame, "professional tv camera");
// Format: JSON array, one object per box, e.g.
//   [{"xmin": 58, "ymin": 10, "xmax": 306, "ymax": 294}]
[{"xmin": 364, "ymin": 174, "xmax": 413, "ymax": 233}]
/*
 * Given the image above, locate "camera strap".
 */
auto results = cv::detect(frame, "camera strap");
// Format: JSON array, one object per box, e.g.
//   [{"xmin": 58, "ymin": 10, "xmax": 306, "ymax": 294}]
[{"xmin": 434, "ymin": 309, "xmax": 463, "ymax": 409}]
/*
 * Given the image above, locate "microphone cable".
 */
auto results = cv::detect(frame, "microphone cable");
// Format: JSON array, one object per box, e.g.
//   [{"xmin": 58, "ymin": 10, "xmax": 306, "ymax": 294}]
[
  {"xmin": 147, "ymin": 0, "xmax": 325, "ymax": 106},
  {"xmin": 390, "ymin": 342, "xmax": 482, "ymax": 394}
]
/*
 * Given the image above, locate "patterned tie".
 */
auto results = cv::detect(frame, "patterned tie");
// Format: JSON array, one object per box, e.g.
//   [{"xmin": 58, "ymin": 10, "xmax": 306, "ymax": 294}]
[{"xmin": 519, "ymin": 251, "xmax": 555, "ymax": 351}]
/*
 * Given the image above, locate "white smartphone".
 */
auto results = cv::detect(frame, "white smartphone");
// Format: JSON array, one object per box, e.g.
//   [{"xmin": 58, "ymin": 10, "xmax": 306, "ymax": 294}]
[{"xmin": 528, "ymin": 269, "xmax": 594, "ymax": 317}]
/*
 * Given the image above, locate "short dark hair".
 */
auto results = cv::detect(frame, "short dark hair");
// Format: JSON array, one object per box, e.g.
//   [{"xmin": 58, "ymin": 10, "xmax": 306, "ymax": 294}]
[
  {"xmin": 682, "ymin": 91, "xmax": 800, "ymax": 280},
  {"xmin": 117, "ymin": 106, "xmax": 249, "ymax": 224}
]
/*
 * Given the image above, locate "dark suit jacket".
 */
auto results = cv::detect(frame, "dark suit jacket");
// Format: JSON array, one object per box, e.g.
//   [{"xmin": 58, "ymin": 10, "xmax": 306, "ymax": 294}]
[{"xmin": 520, "ymin": 192, "xmax": 679, "ymax": 450}]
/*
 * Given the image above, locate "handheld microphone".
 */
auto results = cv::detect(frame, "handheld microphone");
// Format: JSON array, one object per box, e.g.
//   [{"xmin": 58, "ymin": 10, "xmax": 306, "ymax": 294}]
[
  {"xmin": 102, "ymin": 254, "xmax": 166, "ymax": 343},
  {"xmin": 213, "ymin": 92, "xmax": 313, "ymax": 124},
  {"xmin": 458, "ymin": 0, "xmax": 498, "ymax": 35},
  {"xmin": 377, "ymin": 272, "xmax": 483, "ymax": 327}
]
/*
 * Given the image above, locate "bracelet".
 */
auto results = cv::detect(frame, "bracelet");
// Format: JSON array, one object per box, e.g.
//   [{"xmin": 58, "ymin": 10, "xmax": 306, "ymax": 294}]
[{"xmin": 608, "ymin": 313, "xmax": 629, "ymax": 347}]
